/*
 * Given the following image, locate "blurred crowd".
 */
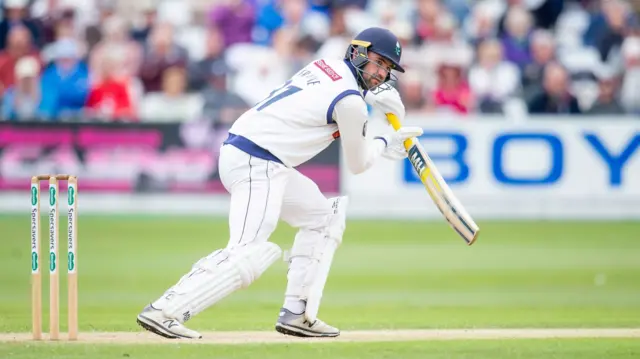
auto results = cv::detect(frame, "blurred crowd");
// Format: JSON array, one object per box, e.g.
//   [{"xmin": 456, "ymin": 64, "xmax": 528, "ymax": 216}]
[{"xmin": 0, "ymin": 0, "xmax": 638, "ymax": 123}]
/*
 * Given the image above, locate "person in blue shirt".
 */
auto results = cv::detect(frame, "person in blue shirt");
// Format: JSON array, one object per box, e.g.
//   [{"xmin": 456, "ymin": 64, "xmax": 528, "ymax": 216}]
[{"xmin": 38, "ymin": 38, "xmax": 89, "ymax": 120}]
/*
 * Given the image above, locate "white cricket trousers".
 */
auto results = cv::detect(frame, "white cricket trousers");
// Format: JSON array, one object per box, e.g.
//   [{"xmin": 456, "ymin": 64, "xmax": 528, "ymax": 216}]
[{"xmin": 218, "ymin": 144, "xmax": 334, "ymax": 250}]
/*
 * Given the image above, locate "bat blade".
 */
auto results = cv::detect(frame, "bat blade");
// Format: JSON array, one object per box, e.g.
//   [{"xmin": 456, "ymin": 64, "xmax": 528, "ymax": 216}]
[
  {"xmin": 385, "ymin": 113, "xmax": 480, "ymax": 245},
  {"xmin": 407, "ymin": 139, "xmax": 480, "ymax": 245}
]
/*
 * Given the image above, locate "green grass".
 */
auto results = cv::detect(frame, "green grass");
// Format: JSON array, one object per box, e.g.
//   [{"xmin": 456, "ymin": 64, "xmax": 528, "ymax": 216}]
[
  {"xmin": 2, "ymin": 216, "xmax": 640, "ymax": 357},
  {"xmin": 2, "ymin": 339, "xmax": 640, "ymax": 359}
]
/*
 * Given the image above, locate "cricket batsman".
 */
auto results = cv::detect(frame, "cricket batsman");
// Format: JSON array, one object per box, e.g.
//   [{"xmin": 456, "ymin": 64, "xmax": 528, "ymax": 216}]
[{"xmin": 137, "ymin": 26, "xmax": 423, "ymax": 339}]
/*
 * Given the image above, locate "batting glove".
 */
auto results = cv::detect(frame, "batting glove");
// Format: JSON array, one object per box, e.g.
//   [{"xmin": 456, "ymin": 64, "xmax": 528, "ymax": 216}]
[{"xmin": 375, "ymin": 126, "xmax": 423, "ymax": 160}]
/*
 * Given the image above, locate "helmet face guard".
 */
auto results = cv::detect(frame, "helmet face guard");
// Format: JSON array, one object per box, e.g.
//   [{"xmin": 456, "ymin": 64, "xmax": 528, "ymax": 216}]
[{"xmin": 346, "ymin": 40, "xmax": 399, "ymax": 94}]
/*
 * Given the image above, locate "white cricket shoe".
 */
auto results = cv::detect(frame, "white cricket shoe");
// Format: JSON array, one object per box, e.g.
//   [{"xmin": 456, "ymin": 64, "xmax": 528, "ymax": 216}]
[
  {"xmin": 275, "ymin": 307, "xmax": 340, "ymax": 337},
  {"xmin": 136, "ymin": 304, "xmax": 202, "ymax": 339}
]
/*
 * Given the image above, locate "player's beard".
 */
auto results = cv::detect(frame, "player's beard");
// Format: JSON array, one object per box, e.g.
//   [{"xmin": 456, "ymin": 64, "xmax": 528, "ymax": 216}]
[{"xmin": 361, "ymin": 71, "xmax": 392, "ymax": 93}]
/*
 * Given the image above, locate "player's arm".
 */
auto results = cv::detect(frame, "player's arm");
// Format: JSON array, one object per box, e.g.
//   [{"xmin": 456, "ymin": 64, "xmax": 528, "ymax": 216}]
[
  {"xmin": 333, "ymin": 95, "xmax": 385, "ymax": 174},
  {"xmin": 333, "ymin": 95, "xmax": 423, "ymax": 174}
]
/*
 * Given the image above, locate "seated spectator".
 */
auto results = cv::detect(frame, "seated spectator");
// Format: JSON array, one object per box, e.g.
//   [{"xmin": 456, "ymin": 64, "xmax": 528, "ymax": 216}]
[
  {"xmin": 413, "ymin": 0, "xmax": 442, "ymax": 46},
  {"xmin": 84, "ymin": 0, "xmax": 118, "ymax": 50},
  {"xmin": 469, "ymin": 38, "xmax": 521, "ymax": 113},
  {"xmin": 253, "ymin": 0, "xmax": 311, "ymax": 46},
  {"xmin": 228, "ymin": 27, "xmax": 296, "ymax": 106},
  {"xmin": 0, "ymin": 0, "xmax": 42, "ymax": 50},
  {"xmin": 528, "ymin": 62, "xmax": 581, "ymax": 114},
  {"xmin": 199, "ymin": 55, "xmax": 248, "ymax": 143},
  {"xmin": 366, "ymin": 0, "xmax": 415, "ymax": 28},
  {"xmin": 463, "ymin": 1, "xmax": 499, "ymax": 48},
  {"xmin": 38, "ymin": 38, "xmax": 90, "ymax": 120},
  {"xmin": 208, "ymin": 0, "xmax": 255, "ymax": 47},
  {"xmin": 201, "ymin": 60, "xmax": 235, "ymax": 123},
  {"xmin": 85, "ymin": 48, "xmax": 138, "ymax": 121},
  {"xmin": 90, "ymin": 15, "xmax": 143, "ymax": 82},
  {"xmin": 422, "ymin": 11, "xmax": 473, "ymax": 91},
  {"xmin": 0, "ymin": 25, "xmax": 41, "ymax": 96},
  {"xmin": 187, "ymin": 27, "xmax": 226, "ymax": 92},
  {"xmin": 586, "ymin": 67, "xmax": 625, "ymax": 115},
  {"xmin": 497, "ymin": 0, "xmax": 564, "ymax": 34},
  {"xmin": 500, "ymin": 6, "xmax": 533, "ymax": 70},
  {"xmin": 139, "ymin": 22, "xmax": 189, "ymax": 93},
  {"xmin": 130, "ymin": 1, "xmax": 158, "ymax": 44},
  {"xmin": 522, "ymin": 29, "xmax": 556, "ymax": 100},
  {"xmin": 397, "ymin": 69, "xmax": 427, "ymax": 112},
  {"xmin": 38, "ymin": 5, "xmax": 77, "ymax": 48},
  {"xmin": 429, "ymin": 55, "xmax": 474, "ymax": 115},
  {"xmin": 2, "ymin": 56, "xmax": 40, "ymax": 120},
  {"xmin": 584, "ymin": 0, "xmax": 637, "ymax": 64},
  {"xmin": 314, "ymin": 0, "xmax": 358, "ymax": 59},
  {"xmin": 620, "ymin": 36, "xmax": 640, "ymax": 114},
  {"xmin": 140, "ymin": 66, "xmax": 203, "ymax": 122},
  {"xmin": 40, "ymin": 12, "xmax": 88, "ymax": 66}
]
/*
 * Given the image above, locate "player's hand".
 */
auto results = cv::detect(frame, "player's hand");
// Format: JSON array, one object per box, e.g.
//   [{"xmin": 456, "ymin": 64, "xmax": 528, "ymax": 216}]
[
  {"xmin": 364, "ymin": 87, "xmax": 405, "ymax": 120},
  {"xmin": 376, "ymin": 126, "xmax": 424, "ymax": 160},
  {"xmin": 381, "ymin": 142, "xmax": 407, "ymax": 160}
]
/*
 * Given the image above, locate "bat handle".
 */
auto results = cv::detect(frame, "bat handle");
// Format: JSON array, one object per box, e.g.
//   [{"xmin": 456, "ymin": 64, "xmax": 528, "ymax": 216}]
[{"xmin": 385, "ymin": 113, "xmax": 414, "ymax": 151}]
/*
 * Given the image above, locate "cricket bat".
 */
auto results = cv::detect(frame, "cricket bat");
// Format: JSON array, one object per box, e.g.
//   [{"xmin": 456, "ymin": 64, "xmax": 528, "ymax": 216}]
[{"xmin": 386, "ymin": 113, "xmax": 480, "ymax": 245}]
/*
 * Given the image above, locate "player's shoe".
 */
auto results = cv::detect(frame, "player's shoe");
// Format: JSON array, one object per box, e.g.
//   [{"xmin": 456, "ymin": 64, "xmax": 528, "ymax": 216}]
[
  {"xmin": 136, "ymin": 304, "xmax": 202, "ymax": 339},
  {"xmin": 275, "ymin": 307, "xmax": 340, "ymax": 337}
]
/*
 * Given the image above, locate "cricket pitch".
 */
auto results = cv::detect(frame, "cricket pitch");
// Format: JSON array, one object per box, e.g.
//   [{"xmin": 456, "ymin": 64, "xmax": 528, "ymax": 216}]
[{"xmin": 1, "ymin": 329, "xmax": 639, "ymax": 344}]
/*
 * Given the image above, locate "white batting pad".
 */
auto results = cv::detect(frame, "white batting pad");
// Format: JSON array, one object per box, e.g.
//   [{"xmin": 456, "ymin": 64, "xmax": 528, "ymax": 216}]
[
  {"xmin": 160, "ymin": 241, "xmax": 282, "ymax": 322},
  {"xmin": 284, "ymin": 196, "xmax": 348, "ymax": 323}
]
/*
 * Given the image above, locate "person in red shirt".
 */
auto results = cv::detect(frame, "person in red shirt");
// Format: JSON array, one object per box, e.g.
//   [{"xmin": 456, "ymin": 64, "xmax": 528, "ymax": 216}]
[
  {"xmin": 85, "ymin": 48, "xmax": 138, "ymax": 120},
  {"xmin": 430, "ymin": 58, "xmax": 474, "ymax": 114}
]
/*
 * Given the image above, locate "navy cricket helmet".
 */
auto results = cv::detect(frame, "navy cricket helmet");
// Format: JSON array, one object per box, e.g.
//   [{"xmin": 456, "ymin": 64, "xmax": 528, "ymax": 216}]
[{"xmin": 345, "ymin": 27, "xmax": 405, "ymax": 91}]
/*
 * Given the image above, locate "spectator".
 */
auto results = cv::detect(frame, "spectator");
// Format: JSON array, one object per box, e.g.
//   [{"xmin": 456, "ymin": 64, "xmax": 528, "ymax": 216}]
[
  {"xmin": 529, "ymin": 0, "xmax": 564, "ymax": 30},
  {"xmin": 397, "ymin": 69, "xmax": 427, "ymax": 111},
  {"xmin": 620, "ymin": 36, "xmax": 640, "ymax": 114},
  {"xmin": 0, "ymin": 25, "xmax": 40, "ymax": 96},
  {"xmin": 38, "ymin": 38, "xmax": 90, "ymax": 120},
  {"xmin": 130, "ymin": 2, "xmax": 158, "ymax": 44},
  {"xmin": 187, "ymin": 27, "xmax": 226, "ymax": 92},
  {"xmin": 2, "ymin": 56, "xmax": 41, "ymax": 120},
  {"xmin": 85, "ymin": 48, "xmax": 138, "ymax": 121},
  {"xmin": 314, "ymin": 0, "xmax": 359, "ymax": 59},
  {"xmin": 528, "ymin": 62, "xmax": 581, "ymax": 114},
  {"xmin": 201, "ymin": 57, "xmax": 237, "ymax": 125},
  {"xmin": 586, "ymin": 67, "xmax": 625, "ymax": 115},
  {"xmin": 412, "ymin": 0, "xmax": 442, "ymax": 46},
  {"xmin": 422, "ymin": 11, "xmax": 472, "ymax": 91},
  {"xmin": 140, "ymin": 66, "xmax": 203, "ymax": 122},
  {"xmin": 201, "ymin": 60, "xmax": 249, "ymax": 147},
  {"xmin": 522, "ymin": 29, "xmax": 556, "ymax": 100},
  {"xmin": 366, "ymin": 0, "xmax": 414, "ymax": 27},
  {"xmin": 497, "ymin": 0, "xmax": 564, "ymax": 34},
  {"xmin": 138, "ymin": 22, "xmax": 189, "ymax": 93},
  {"xmin": 229, "ymin": 27, "xmax": 296, "ymax": 106},
  {"xmin": 254, "ymin": 0, "xmax": 312, "ymax": 46},
  {"xmin": 444, "ymin": 0, "xmax": 471, "ymax": 24},
  {"xmin": 84, "ymin": 0, "xmax": 117, "ymax": 50},
  {"xmin": 469, "ymin": 38, "xmax": 521, "ymax": 113},
  {"xmin": 90, "ymin": 16, "xmax": 143, "ymax": 82},
  {"xmin": 38, "ymin": 5, "xmax": 77, "ymax": 47},
  {"xmin": 0, "ymin": 0, "xmax": 42, "ymax": 50},
  {"xmin": 500, "ymin": 6, "xmax": 533, "ymax": 70},
  {"xmin": 208, "ymin": 0, "xmax": 255, "ymax": 47},
  {"xmin": 429, "ymin": 53, "xmax": 474, "ymax": 115},
  {"xmin": 584, "ymin": 0, "xmax": 638, "ymax": 63},
  {"xmin": 39, "ymin": 5, "xmax": 88, "ymax": 65},
  {"xmin": 463, "ymin": 1, "xmax": 499, "ymax": 48}
]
